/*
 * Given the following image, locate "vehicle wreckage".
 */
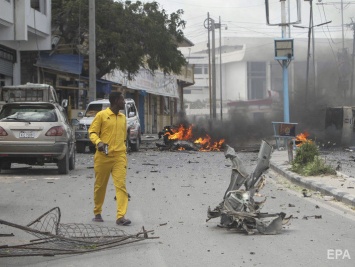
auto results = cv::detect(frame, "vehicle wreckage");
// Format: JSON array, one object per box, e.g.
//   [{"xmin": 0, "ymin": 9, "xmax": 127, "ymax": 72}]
[
  {"xmin": 0, "ymin": 207, "xmax": 157, "ymax": 257},
  {"xmin": 207, "ymin": 140, "xmax": 292, "ymax": 234}
]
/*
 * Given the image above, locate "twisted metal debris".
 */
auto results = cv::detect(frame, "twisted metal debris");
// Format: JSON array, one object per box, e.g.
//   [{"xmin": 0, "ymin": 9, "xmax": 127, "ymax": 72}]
[
  {"xmin": 0, "ymin": 207, "xmax": 157, "ymax": 257},
  {"xmin": 207, "ymin": 141, "xmax": 292, "ymax": 234}
]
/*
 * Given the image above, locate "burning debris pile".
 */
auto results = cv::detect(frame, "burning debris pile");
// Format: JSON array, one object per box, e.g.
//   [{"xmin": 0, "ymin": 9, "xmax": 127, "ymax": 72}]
[
  {"xmin": 157, "ymin": 125, "xmax": 225, "ymax": 151},
  {"xmin": 295, "ymin": 131, "xmax": 311, "ymax": 146},
  {"xmin": 0, "ymin": 207, "xmax": 156, "ymax": 257},
  {"xmin": 207, "ymin": 141, "xmax": 292, "ymax": 234}
]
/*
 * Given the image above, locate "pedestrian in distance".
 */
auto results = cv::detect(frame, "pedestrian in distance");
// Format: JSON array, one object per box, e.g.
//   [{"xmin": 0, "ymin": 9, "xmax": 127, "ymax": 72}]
[{"xmin": 88, "ymin": 92, "xmax": 131, "ymax": 226}]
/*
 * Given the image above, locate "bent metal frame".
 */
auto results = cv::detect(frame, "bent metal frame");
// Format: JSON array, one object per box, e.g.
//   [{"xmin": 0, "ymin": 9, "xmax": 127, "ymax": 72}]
[{"xmin": 0, "ymin": 207, "xmax": 157, "ymax": 257}]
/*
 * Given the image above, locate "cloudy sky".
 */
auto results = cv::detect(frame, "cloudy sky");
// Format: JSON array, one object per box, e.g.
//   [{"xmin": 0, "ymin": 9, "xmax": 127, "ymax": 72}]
[{"xmin": 152, "ymin": 0, "xmax": 354, "ymax": 45}]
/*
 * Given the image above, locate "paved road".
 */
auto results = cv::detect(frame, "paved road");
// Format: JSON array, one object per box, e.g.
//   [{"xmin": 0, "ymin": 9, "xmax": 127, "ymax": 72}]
[{"xmin": 0, "ymin": 146, "xmax": 354, "ymax": 266}]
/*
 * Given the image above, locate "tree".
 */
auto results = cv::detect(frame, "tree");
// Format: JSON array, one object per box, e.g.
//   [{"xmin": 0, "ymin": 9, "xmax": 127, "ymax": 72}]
[{"xmin": 52, "ymin": 0, "xmax": 187, "ymax": 79}]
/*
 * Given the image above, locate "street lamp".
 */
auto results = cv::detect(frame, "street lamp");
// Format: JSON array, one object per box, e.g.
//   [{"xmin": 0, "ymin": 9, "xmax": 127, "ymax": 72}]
[
  {"xmin": 274, "ymin": 38, "xmax": 294, "ymax": 61},
  {"xmin": 265, "ymin": 0, "xmax": 302, "ymax": 123},
  {"xmin": 274, "ymin": 38, "xmax": 294, "ymax": 123}
]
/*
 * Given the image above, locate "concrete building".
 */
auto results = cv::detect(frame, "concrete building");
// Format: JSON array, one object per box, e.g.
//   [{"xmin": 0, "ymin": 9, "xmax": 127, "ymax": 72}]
[
  {"xmin": 0, "ymin": 1, "xmax": 194, "ymax": 135},
  {"xmin": 0, "ymin": 0, "xmax": 51, "ymax": 86},
  {"xmin": 180, "ymin": 36, "xmax": 353, "ymax": 126}
]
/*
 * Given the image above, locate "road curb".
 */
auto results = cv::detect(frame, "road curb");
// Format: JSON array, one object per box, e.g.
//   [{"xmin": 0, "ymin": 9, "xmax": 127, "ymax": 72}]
[{"xmin": 270, "ymin": 163, "xmax": 355, "ymax": 208}]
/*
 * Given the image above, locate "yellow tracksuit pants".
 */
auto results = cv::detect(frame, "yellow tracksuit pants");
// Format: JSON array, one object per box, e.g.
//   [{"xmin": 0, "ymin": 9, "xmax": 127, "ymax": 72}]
[{"xmin": 93, "ymin": 151, "xmax": 128, "ymax": 219}]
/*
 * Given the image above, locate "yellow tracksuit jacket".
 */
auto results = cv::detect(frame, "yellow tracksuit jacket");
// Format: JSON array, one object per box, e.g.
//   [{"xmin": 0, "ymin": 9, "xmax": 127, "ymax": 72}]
[{"xmin": 88, "ymin": 108, "xmax": 128, "ymax": 219}]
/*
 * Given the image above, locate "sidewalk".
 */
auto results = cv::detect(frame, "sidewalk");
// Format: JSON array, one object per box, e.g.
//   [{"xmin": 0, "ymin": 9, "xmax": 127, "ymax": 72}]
[{"xmin": 270, "ymin": 150, "xmax": 355, "ymax": 208}]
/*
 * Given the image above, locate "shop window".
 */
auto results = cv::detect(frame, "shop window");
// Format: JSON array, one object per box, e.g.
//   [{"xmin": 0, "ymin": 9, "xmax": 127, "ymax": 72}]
[{"xmin": 247, "ymin": 61, "xmax": 266, "ymax": 100}]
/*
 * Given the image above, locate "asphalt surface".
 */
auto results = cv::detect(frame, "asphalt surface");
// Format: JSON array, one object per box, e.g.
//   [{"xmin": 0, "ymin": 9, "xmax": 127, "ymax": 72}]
[
  {"xmin": 0, "ymin": 136, "xmax": 354, "ymax": 266},
  {"xmin": 146, "ymin": 134, "xmax": 355, "ymax": 209}
]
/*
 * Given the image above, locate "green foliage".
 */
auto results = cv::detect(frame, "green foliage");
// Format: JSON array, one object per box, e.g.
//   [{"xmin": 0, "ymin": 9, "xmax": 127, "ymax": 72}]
[
  {"xmin": 291, "ymin": 141, "xmax": 336, "ymax": 176},
  {"xmin": 52, "ymin": 0, "xmax": 187, "ymax": 79},
  {"xmin": 292, "ymin": 141, "xmax": 319, "ymax": 166}
]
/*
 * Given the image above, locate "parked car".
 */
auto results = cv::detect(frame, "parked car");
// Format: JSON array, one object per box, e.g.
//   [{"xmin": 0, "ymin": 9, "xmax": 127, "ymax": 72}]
[
  {"xmin": 0, "ymin": 102, "xmax": 76, "ymax": 174},
  {"xmin": 75, "ymin": 98, "xmax": 141, "ymax": 153}
]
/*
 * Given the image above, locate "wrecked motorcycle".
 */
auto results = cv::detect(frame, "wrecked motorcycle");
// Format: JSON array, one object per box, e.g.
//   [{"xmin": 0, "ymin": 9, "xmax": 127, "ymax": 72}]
[{"xmin": 207, "ymin": 140, "xmax": 292, "ymax": 234}]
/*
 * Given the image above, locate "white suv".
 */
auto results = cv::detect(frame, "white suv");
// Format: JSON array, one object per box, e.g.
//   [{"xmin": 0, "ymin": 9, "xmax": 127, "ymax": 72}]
[{"xmin": 75, "ymin": 98, "xmax": 141, "ymax": 153}]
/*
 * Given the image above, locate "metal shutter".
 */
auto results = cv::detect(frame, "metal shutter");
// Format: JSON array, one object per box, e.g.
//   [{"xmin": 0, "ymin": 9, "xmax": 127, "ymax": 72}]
[{"xmin": 0, "ymin": 58, "xmax": 13, "ymax": 77}]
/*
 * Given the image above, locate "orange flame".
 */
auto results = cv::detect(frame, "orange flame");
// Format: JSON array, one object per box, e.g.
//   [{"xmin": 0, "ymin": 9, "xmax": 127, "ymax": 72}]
[
  {"xmin": 164, "ymin": 124, "xmax": 225, "ymax": 151},
  {"xmin": 295, "ymin": 132, "xmax": 311, "ymax": 146}
]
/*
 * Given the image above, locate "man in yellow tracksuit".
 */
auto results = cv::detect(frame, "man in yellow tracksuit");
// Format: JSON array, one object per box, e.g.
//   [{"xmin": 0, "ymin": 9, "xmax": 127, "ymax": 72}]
[{"xmin": 88, "ymin": 92, "xmax": 131, "ymax": 225}]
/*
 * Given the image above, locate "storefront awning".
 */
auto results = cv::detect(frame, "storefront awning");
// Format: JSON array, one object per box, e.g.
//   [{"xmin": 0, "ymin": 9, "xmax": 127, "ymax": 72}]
[
  {"xmin": 103, "ymin": 69, "xmax": 179, "ymax": 98},
  {"xmin": 35, "ymin": 52, "xmax": 83, "ymax": 75}
]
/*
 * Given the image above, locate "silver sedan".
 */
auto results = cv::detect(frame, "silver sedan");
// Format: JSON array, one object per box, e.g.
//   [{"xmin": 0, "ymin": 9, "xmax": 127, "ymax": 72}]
[{"xmin": 0, "ymin": 102, "xmax": 76, "ymax": 174}]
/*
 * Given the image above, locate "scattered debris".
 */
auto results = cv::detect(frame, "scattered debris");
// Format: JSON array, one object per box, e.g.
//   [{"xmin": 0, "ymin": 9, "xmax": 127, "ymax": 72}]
[
  {"xmin": 288, "ymin": 204, "xmax": 296, "ymax": 207},
  {"xmin": 142, "ymin": 163, "xmax": 159, "ymax": 166},
  {"xmin": 207, "ymin": 141, "xmax": 292, "ymax": 235},
  {"xmin": 336, "ymin": 162, "xmax": 342, "ymax": 171},
  {"xmin": 303, "ymin": 215, "xmax": 322, "ymax": 220},
  {"xmin": 0, "ymin": 233, "xmax": 14, "ymax": 237},
  {"xmin": 302, "ymin": 189, "xmax": 312, "ymax": 197},
  {"xmin": 0, "ymin": 207, "xmax": 157, "ymax": 257},
  {"xmin": 323, "ymin": 196, "xmax": 335, "ymax": 201}
]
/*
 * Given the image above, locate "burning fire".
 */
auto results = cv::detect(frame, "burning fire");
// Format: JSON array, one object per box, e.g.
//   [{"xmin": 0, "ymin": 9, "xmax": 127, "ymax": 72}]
[
  {"xmin": 164, "ymin": 124, "xmax": 225, "ymax": 151},
  {"xmin": 295, "ymin": 132, "xmax": 311, "ymax": 146}
]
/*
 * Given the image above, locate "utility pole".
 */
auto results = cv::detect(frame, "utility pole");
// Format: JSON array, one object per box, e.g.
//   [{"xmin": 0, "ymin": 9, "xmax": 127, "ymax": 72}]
[
  {"xmin": 341, "ymin": 0, "xmax": 345, "ymax": 50},
  {"xmin": 294, "ymin": 4, "xmax": 331, "ymax": 108},
  {"xmin": 89, "ymin": 0, "xmax": 96, "ymax": 102},
  {"xmin": 211, "ymin": 20, "xmax": 216, "ymax": 119},
  {"xmin": 350, "ymin": 21, "xmax": 355, "ymax": 105},
  {"xmin": 316, "ymin": 1, "xmax": 353, "ymax": 102},
  {"xmin": 219, "ymin": 16, "xmax": 223, "ymax": 121},
  {"xmin": 281, "ymin": 0, "xmax": 290, "ymax": 122},
  {"xmin": 205, "ymin": 13, "xmax": 212, "ymax": 119},
  {"xmin": 204, "ymin": 14, "xmax": 217, "ymax": 119},
  {"xmin": 305, "ymin": 0, "xmax": 313, "ymax": 108}
]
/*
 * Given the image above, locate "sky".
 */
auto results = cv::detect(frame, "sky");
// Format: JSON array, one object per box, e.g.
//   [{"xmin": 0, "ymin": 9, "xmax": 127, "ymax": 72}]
[{"xmin": 151, "ymin": 0, "xmax": 355, "ymax": 45}]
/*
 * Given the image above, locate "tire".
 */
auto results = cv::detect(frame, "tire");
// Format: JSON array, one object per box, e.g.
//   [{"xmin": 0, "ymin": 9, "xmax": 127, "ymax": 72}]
[
  {"xmin": 58, "ymin": 152, "xmax": 69, "ymax": 174},
  {"xmin": 69, "ymin": 150, "xmax": 76, "ymax": 170},
  {"xmin": 76, "ymin": 142, "xmax": 86, "ymax": 153},
  {"xmin": 1, "ymin": 162, "xmax": 11, "ymax": 170},
  {"xmin": 0, "ymin": 162, "xmax": 11, "ymax": 173},
  {"xmin": 131, "ymin": 137, "xmax": 140, "ymax": 152}
]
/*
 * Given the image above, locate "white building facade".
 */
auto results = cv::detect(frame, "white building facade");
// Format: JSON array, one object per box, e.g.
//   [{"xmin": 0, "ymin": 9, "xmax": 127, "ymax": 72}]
[
  {"xmin": 0, "ymin": 0, "xmax": 51, "ymax": 85},
  {"xmin": 180, "ymin": 36, "xmax": 353, "ymax": 123}
]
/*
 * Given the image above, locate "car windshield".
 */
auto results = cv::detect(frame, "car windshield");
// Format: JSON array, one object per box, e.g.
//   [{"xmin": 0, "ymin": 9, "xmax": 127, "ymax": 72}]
[
  {"xmin": 85, "ymin": 104, "xmax": 109, "ymax": 117},
  {"xmin": 0, "ymin": 105, "xmax": 57, "ymax": 122}
]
